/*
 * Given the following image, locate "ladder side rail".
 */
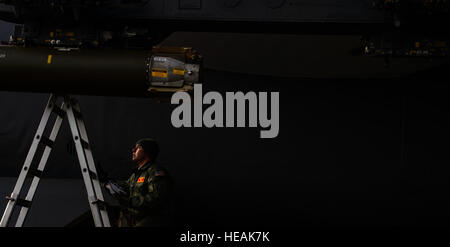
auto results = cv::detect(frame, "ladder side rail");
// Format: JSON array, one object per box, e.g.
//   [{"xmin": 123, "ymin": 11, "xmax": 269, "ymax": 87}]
[
  {"xmin": 65, "ymin": 98, "xmax": 104, "ymax": 227},
  {"xmin": 15, "ymin": 101, "xmax": 67, "ymax": 227},
  {"xmin": 72, "ymin": 101, "xmax": 111, "ymax": 227}
]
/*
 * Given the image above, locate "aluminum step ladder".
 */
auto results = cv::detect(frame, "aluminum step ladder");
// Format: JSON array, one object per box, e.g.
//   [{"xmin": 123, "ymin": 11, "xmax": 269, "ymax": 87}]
[{"xmin": 0, "ymin": 94, "xmax": 110, "ymax": 227}]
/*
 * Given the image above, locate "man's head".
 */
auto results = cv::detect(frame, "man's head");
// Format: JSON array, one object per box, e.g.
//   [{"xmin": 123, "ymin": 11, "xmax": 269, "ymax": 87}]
[{"xmin": 132, "ymin": 138, "xmax": 159, "ymax": 165}]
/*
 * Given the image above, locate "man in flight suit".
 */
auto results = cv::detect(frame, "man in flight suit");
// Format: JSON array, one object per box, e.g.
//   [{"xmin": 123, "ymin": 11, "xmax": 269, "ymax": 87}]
[{"xmin": 108, "ymin": 138, "xmax": 173, "ymax": 227}]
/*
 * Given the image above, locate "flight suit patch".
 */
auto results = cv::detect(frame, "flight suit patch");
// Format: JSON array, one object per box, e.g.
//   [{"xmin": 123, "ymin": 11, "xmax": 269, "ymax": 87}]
[{"xmin": 137, "ymin": 177, "xmax": 145, "ymax": 183}]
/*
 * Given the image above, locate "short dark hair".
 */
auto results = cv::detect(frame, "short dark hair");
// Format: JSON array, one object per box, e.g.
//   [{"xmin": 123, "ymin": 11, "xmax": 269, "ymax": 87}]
[{"xmin": 136, "ymin": 138, "xmax": 159, "ymax": 162}]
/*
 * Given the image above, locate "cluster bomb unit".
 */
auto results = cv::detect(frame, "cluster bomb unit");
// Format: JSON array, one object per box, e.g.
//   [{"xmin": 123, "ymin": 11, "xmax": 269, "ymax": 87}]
[{"xmin": 0, "ymin": 0, "xmax": 203, "ymax": 96}]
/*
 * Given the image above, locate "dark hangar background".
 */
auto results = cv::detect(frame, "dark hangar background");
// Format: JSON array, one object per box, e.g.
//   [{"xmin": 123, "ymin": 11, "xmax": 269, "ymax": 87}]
[{"xmin": 1, "ymin": 19, "xmax": 450, "ymax": 228}]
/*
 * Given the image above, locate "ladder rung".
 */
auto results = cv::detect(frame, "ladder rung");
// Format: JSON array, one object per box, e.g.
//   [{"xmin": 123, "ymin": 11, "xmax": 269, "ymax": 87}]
[
  {"xmin": 51, "ymin": 105, "xmax": 66, "ymax": 118},
  {"xmin": 15, "ymin": 198, "xmax": 32, "ymax": 208},
  {"xmin": 91, "ymin": 199, "xmax": 107, "ymax": 210},
  {"xmin": 72, "ymin": 109, "xmax": 83, "ymax": 119},
  {"xmin": 80, "ymin": 139, "xmax": 90, "ymax": 150},
  {"xmin": 88, "ymin": 170, "xmax": 97, "ymax": 180},
  {"xmin": 39, "ymin": 136, "xmax": 54, "ymax": 148},
  {"xmin": 27, "ymin": 167, "xmax": 43, "ymax": 178}
]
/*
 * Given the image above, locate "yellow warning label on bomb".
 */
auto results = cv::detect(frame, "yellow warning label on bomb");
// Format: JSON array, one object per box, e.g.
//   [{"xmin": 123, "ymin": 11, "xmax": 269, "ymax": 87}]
[
  {"xmin": 152, "ymin": 69, "xmax": 168, "ymax": 78},
  {"xmin": 47, "ymin": 55, "xmax": 53, "ymax": 64},
  {"xmin": 173, "ymin": 68, "xmax": 185, "ymax": 75}
]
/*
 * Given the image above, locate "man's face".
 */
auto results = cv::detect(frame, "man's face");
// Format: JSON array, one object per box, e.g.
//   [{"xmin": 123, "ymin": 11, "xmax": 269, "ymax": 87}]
[{"xmin": 132, "ymin": 144, "xmax": 147, "ymax": 163}]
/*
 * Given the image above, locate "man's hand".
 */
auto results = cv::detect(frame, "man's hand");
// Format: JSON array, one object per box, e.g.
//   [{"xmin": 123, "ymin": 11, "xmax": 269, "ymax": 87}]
[{"xmin": 105, "ymin": 181, "xmax": 127, "ymax": 196}]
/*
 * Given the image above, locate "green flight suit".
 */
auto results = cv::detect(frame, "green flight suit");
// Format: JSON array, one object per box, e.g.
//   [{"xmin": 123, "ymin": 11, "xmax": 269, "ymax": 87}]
[{"xmin": 115, "ymin": 162, "xmax": 173, "ymax": 227}]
